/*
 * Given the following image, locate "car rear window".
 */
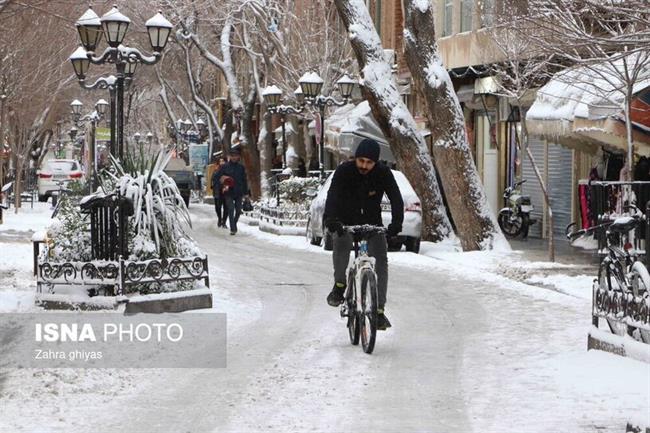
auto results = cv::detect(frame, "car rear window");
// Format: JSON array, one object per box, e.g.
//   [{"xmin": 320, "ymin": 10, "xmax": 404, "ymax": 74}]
[{"xmin": 46, "ymin": 161, "xmax": 78, "ymax": 171}]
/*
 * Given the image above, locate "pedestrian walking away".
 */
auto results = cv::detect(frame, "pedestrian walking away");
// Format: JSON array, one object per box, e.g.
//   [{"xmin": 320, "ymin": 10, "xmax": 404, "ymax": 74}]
[
  {"xmin": 323, "ymin": 138, "xmax": 403, "ymax": 330},
  {"xmin": 214, "ymin": 147, "xmax": 250, "ymax": 235},
  {"xmin": 211, "ymin": 157, "xmax": 228, "ymax": 228}
]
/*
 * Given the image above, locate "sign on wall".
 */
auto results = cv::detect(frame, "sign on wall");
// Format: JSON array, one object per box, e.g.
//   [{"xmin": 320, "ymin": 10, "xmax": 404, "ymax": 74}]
[{"xmin": 189, "ymin": 144, "xmax": 209, "ymax": 174}]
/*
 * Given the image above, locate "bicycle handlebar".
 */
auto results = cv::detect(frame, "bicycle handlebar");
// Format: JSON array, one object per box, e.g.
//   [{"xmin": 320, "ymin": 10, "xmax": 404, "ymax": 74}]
[{"xmin": 343, "ymin": 225, "xmax": 387, "ymax": 235}]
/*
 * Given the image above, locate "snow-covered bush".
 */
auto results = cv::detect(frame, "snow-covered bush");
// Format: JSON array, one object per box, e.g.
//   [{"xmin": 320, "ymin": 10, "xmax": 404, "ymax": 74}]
[
  {"xmin": 278, "ymin": 176, "xmax": 320, "ymax": 205},
  {"xmin": 45, "ymin": 187, "xmax": 91, "ymax": 262},
  {"xmin": 104, "ymin": 151, "xmax": 197, "ymax": 260}
]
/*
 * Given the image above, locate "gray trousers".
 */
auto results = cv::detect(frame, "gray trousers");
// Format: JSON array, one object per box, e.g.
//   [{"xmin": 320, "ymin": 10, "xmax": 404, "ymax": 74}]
[{"xmin": 332, "ymin": 231, "xmax": 388, "ymax": 309}]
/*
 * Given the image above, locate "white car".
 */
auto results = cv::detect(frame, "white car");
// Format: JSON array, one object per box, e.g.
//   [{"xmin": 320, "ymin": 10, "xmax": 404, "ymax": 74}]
[
  {"xmin": 306, "ymin": 169, "xmax": 422, "ymax": 253},
  {"xmin": 37, "ymin": 159, "xmax": 84, "ymax": 202}
]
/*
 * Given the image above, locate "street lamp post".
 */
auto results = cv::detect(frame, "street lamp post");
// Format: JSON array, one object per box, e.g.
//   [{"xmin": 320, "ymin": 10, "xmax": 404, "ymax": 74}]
[
  {"xmin": 261, "ymin": 85, "xmax": 304, "ymax": 170},
  {"xmin": 69, "ymin": 6, "xmax": 172, "ymax": 161},
  {"xmin": 70, "ymin": 99, "xmax": 107, "ymax": 191},
  {"xmin": 298, "ymin": 72, "xmax": 355, "ymax": 179}
]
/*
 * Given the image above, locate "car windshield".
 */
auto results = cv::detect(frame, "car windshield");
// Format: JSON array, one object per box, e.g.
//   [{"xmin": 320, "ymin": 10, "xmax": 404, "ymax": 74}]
[{"xmin": 46, "ymin": 161, "xmax": 78, "ymax": 172}]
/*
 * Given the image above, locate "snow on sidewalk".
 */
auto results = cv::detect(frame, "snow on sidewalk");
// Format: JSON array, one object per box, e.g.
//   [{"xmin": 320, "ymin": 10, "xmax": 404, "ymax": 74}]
[
  {"xmin": 0, "ymin": 203, "xmax": 53, "ymax": 312},
  {"xmin": 0, "ymin": 202, "xmax": 53, "ymax": 236}
]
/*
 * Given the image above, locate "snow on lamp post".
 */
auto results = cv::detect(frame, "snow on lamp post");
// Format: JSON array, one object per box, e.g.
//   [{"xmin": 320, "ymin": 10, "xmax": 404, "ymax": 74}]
[
  {"xmin": 298, "ymin": 72, "xmax": 354, "ymax": 179},
  {"xmin": 69, "ymin": 6, "xmax": 172, "ymax": 161},
  {"xmin": 262, "ymin": 85, "xmax": 303, "ymax": 170},
  {"xmin": 70, "ymin": 99, "xmax": 105, "ymax": 192}
]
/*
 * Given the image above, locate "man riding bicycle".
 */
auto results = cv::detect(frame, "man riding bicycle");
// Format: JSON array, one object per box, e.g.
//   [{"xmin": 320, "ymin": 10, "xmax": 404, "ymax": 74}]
[{"xmin": 324, "ymin": 138, "xmax": 403, "ymax": 330}]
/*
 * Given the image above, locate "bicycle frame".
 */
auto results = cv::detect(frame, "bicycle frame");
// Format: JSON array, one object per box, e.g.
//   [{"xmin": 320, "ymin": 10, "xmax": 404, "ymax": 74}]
[{"xmin": 340, "ymin": 225, "xmax": 385, "ymax": 354}]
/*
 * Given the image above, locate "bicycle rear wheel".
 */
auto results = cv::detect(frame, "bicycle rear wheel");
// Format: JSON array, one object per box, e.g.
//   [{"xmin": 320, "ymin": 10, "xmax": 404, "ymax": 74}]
[
  {"xmin": 346, "ymin": 271, "xmax": 360, "ymax": 345},
  {"xmin": 359, "ymin": 269, "xmax": 378, "ymax": 354}
]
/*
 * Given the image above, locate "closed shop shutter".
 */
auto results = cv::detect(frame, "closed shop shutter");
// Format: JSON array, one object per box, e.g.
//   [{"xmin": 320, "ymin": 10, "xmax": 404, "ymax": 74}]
[
  {"xmin": 521, "ymin": 138, "xmax": 573, "ymax": 238},
  {"xmin": 521, "ymin": 137, "xmax": 546, "ymax": 238},
  {"xmin": 548, "ymin": 143, "xmax": 573, "ymax": 235}
]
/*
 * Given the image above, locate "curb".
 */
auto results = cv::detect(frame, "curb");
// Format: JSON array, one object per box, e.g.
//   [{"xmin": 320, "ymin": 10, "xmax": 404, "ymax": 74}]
[{"xmin": 588, "ymin": 327, "xmax": 650, "ymax": 364}]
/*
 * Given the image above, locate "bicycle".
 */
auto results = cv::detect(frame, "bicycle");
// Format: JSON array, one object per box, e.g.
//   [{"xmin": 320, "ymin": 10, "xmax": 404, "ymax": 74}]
[
  {"xmin": 339, "ymin": 225, "xmax": 386, "ymax": 354},
  {"xmin": 567, "ymin": 205, "xmax": 650, "ymax": 329}
]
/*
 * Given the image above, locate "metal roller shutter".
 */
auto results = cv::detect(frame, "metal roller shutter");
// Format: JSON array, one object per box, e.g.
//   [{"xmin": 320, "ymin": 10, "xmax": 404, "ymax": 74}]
[
  {"xmin": 521, "ymin": 138, "xmax": 573, "ymax": 238},
  {"xmin": 521, "ymin": 137, "xmax": 546, "ymax": 238},
  {"xmin": 548, "ymin": 143, "xmax": 573, "ymax": 235}
]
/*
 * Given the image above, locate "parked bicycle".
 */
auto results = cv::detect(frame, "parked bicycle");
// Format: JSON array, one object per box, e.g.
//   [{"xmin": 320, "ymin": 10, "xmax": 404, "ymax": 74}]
[
  {"xmin": 566, "ymin": 205, "xmax": 650, "ymax": 326},
  {"xmin": 498, "ymin": 179, "xmax": 536, "ymax": 238},
  {"xmin": 340, "ymin": 225, "xmax": 386, "ymax": 354}
]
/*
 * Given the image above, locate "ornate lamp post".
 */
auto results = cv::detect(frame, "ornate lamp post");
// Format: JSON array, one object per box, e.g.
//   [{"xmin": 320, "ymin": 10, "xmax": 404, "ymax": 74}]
[
  {"xmin": 298, "ymin": 72, "xmax": 355, "ymax": 179},
  {"xmin": 261, "ymin": 85, "xmax": 304, "ymax": 169},
  {"xmin": 69, "ymin": 6, "xmax": 172, "ymax": 161},
  {"xmin": 70, "ymin": 99, "xmax": 107, "ymax": 191}
]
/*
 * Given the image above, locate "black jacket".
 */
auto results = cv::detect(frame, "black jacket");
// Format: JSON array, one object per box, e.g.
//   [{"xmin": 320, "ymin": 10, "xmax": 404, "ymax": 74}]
[
  {"xmin": 324, "ymin": 160, "xmax": 403, "ymax": 227},
  {"xmin": 213, "ymin": 161, "xmax": 249, "ymax": 198}
]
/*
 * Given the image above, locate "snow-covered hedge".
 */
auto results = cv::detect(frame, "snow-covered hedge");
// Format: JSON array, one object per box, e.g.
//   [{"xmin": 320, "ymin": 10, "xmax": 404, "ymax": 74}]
[
  {"xmin": 44, "ymin": 151, "xmax": 205, "ymax": 294},
  {"xmin": 278, "ymin": 176, "xmax": 320, "ymax": 206}
]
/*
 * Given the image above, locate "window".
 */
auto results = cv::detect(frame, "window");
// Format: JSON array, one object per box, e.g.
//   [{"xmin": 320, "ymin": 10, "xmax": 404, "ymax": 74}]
[
  {"xmin": 461, "ymin": 0, "xmax": 473, "ymax": 32},
  {"xmin": 443, "ymin": 0, "xmax": 453, "ymax": 36},
  {"xmin": 47, "ymin": 161, "xmax": 78, "ymax": 171},
  {"xmin": 479, "ymin": 0, "xmax": 495, "ymax": 27}
]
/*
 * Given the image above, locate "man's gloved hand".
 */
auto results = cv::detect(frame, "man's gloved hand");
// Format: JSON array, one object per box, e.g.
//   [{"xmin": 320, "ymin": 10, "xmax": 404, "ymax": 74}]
[
  {"xmin": 387, "ymin": 223, "xmax": 402, "ymax": 237},
  {"xmin": 326, "ymin": 219, "xmax": 344, "ymax": 235}
]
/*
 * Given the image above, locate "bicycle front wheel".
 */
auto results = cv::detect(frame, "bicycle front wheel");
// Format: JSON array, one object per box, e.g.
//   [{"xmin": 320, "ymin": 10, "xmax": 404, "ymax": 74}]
[
  {"xmin": 346, "ymin": 272, "xmax": 360, "ymax": 346},
  {"xmin": 359, "ymin": 268, "xmax": 378, "ymax": 354}
]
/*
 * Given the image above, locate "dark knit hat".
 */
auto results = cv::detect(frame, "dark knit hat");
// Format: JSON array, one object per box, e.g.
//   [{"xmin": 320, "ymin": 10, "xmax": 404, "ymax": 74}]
[
  {"xmin": 355, "ymin": 138, "xmax": 380, "ymax": 162},
  {"xmin": 229, "ymin": 146, "xmax": 241, "ymax": 155}
]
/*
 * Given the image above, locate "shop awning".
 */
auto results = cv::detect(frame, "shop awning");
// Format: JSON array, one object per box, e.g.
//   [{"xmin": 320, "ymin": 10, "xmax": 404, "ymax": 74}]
[
  {"xmin": 307, "ymin": 101, "xmax": 430, "ymax": 163},
  {"xmin": 323, "ymin": 101, "xmax": 394, "ymax": 162},
  {"xmin": 526, "ymin": 54, "xmax": 650, "ymax": 155}
]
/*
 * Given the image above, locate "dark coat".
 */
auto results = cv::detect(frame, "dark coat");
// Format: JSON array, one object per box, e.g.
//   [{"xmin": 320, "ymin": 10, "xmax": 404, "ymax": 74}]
[
  {"xmin": 213, "ymin": 161, "xmax": 249, "ymax": 198},
  {"xmin": 324, "ymin": 160, "xmax": 403, "ymax": 227}
]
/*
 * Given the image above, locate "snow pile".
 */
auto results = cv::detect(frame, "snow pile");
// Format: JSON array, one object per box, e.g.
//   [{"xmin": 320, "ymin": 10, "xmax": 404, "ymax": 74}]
[{"xmin": 525, "ymin": 274, "xmax": 595, "ymax": 299}]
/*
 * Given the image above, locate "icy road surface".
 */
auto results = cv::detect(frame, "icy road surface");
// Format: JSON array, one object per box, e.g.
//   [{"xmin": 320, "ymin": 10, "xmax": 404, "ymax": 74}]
[{"xmin": 0, "ymin": 203, "xmax": 647, "ymax": 432}]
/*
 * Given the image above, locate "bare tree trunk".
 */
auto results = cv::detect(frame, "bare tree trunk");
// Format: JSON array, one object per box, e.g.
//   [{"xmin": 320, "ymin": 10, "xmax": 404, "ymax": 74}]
[
  {"xmin": 223, "ymin": 102, "xmax": 233, "ymax": 153},
  {"xmin": 333, "ymin": 0, "xmax": 453, "ymax": 242},
  {"xmin": 624, "ymin": 89, "xmax": 634, "ymax": 175},
  {"xmin": 258, "ymin": 109, "xmax": 274, "ymax": 198},
  {"xmin": 13, "ymin": 154, "xmax": 23, "ymax": 212},
  {"xmin": 402, "ymin": 0, "xmax": 505, "ymax": 250},
  {"xmin": 240, "ymin": 92, "xmax": 261, "ymax": 199},
  {"xmin": 520, "ymin": 106, "xmax": 554, "ymax": 262}
]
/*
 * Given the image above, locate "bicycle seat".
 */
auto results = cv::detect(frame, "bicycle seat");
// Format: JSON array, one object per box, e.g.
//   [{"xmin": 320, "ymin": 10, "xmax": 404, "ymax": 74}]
[{"xmin": 608, "ymin": 216, "xmax": 638, "ymax": 234}]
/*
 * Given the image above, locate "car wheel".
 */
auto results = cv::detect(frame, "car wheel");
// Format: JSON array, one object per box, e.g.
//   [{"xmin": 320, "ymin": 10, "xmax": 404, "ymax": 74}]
[
  {"xmin": 38, "ymin": 194, "xmax": 48, "ymax": 203},
  {"xmin": 306, "ymin": 216, "xmax": 322, "ymax": 246},
  {"xmin": 404, "ymin": 236, "xmax": 421, "ymax": 253},
  {"xmin": 323, "ymin": 230, "xmax": 333, "ymax": 251}
]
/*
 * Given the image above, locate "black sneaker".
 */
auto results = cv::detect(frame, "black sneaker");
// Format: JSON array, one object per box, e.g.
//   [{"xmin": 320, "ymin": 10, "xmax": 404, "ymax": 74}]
[
  {"xmin": 377, "ymin": 310, "xmax": 391, "ymax": 330},
  {"xmin": 327, "ymin": 283, "xmax": 346, "ymax": 307},
  {"xmin": 230, "ymin": 231, "xmax": 236, "ymax": 235}
]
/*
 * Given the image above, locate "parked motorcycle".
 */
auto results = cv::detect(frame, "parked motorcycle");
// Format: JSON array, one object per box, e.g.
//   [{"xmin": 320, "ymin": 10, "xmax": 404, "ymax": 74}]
[{"xmin": 498, "ymin": 179, "xmax": 536, "ymax": 238}]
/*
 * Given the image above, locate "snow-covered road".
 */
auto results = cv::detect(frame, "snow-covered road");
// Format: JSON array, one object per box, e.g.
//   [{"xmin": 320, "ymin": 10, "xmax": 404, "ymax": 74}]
[{"xmin": 1, "ymin": 203, "xmax": 648, "ymax": 432}]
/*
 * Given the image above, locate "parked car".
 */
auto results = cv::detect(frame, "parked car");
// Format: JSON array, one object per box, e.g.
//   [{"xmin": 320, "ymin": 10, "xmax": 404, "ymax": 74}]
[
  {"xmin": 37, "ymin": 159, "xmax": 83, "ymax": 202},
  {"xmin": 306, "ymin": 169, "xmax": 422, "ymax": 253},
  {"xmin": 164, "ymin": 157, "xmax": 195, "ymax": 207}
]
